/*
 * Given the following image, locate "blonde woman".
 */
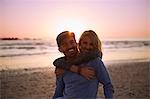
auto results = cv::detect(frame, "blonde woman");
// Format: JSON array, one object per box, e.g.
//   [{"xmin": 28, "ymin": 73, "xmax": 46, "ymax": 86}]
[{"xmin": 78, "ymin": 30, "xmax": 103, "ymax": 58}]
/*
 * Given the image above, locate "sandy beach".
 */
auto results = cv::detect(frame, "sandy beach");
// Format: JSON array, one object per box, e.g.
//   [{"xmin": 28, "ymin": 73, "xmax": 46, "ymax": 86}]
[{"xmin": 0, "ymin": 60, "xmax": 150, "ymax": 99}]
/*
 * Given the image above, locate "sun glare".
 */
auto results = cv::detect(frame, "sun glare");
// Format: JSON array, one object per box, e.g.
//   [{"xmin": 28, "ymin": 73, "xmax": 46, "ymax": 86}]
[{"xmin": 57, "ymin": 19, "xmax": 85, "ymax": 41}]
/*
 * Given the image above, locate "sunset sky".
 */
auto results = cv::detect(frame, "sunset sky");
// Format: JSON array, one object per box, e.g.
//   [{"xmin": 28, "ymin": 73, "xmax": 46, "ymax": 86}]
[{"xmin": 0, "ymin": 0, "xmax": 149, "ymax": 40}]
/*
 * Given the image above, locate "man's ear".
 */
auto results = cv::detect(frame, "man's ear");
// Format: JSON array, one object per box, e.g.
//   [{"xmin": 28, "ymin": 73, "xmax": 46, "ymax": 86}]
[{"xmin": 58, "ymin": 47, "xmax": 63, "ymax": 52}]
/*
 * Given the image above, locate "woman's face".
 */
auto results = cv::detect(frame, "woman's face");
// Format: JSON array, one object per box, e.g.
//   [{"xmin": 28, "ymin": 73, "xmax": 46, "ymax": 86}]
[{"xmin": 79, "ymin": 36, "xmax": 95, "ymax": 53}]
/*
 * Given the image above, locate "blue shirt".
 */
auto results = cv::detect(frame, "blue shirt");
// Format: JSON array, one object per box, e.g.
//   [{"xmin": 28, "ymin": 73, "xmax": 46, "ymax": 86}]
[{"xmin": 53, "ymin": 57, "xmax": 113, "ymax": 99}]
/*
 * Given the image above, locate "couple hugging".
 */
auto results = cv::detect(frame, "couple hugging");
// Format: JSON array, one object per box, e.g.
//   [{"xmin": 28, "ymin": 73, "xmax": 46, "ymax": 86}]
[{"xmin": 52, "ymin": 30, "xmax": 114, "ymax": 99}]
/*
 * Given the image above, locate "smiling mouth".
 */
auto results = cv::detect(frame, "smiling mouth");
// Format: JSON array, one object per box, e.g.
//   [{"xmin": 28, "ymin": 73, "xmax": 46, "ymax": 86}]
[{"xmin": 68, "ymin": 49, "xmax": 75, "ymax": 52}]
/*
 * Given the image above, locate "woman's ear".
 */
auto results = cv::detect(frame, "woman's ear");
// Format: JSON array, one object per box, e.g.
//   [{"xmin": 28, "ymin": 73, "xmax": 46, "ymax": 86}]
[
  {"xmin": 78, "ymin": 44, "xmax": 81, "ymax": 49},
  {"xmin": 76, "ymin": 43, "xmax": 80, "ymax": 52},
  {"xmin": 77, "ymin": 43, "xmax": 79, "ymax": 48}
]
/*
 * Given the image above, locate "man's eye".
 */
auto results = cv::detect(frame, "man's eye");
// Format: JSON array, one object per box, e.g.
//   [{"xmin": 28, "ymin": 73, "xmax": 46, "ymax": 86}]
[
  {"xmin": 83, "ymin": 42, "xmax": 87, "ymax": 44},
  {"xmin": 61, "ymin": 43, "xmax": 66, "ymax": 47},
  {"xmin": 90, "ymin": 43, "xmax": 93, "ymax": 46}
]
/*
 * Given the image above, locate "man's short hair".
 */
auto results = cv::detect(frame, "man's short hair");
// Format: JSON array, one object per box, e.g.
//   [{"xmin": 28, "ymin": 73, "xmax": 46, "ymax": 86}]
[{"xmin": 56, "ymin": 31, "xmax": 75, "ymax": 47}]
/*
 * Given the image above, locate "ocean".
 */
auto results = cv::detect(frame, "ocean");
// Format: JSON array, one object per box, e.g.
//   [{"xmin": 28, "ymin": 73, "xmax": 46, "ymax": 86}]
[
  {"xmin": 0, "ymin": 39, "xmax": 149, "ymax": 57},
  {"xmin": 0, "ymin": 39, "xmax": 150, "ymax": 70}
]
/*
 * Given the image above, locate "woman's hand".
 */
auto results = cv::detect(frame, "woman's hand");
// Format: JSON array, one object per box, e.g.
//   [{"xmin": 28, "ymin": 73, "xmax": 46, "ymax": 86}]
[
  {"xmin": 79, "ymin": 66, "xmax": 96, "ymax": 80},
  {"xmin": 70, "ymin": 65, "xmax": 96, "ymax": 80},
  {"xmin": 55, "ymin": 68, "xmax": 65, "ymax": 77}
]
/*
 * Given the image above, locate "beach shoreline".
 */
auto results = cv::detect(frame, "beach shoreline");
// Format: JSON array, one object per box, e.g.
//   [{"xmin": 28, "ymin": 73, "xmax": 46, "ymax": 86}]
[{"xmin": 0, "ymin": 59, "xmax": 150, "ymax": 99}]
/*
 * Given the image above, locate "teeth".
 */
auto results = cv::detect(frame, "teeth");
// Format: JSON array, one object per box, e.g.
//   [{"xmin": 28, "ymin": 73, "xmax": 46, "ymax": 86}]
[{"xmin": 68, "ymin": 49, "xmax": 74, "ymax": 52}]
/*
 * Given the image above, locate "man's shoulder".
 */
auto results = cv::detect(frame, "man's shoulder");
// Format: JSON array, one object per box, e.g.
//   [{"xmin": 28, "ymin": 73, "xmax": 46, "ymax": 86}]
[
  {"xmin": 53, "ymin": 56, "xmax": 66, "ymax": 66},
  {"xmin": 55, "ymin": 56, "xmax": 66, "ymax": 61}
]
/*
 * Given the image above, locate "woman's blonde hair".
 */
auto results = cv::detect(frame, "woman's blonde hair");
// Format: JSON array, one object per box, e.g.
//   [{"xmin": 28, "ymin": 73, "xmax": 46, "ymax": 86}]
[{"xmin": 79, "ymin": 30, "xmax": 102, "ymax": 53}]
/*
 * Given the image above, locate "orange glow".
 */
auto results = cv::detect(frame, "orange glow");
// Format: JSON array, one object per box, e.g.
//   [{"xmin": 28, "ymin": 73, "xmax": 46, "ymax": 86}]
[
  {"xmin": 0, "ymin": 0, "xmax": 149, "ymax": 40},
  {"xmin": 56, "ymin": 19, "xmax": 86, "ymax": 41}
]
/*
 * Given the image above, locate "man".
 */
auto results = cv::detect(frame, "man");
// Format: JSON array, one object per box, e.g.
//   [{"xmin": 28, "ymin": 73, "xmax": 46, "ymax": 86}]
[
  {"xmin": 54, "ymin": 31, "xmax": 97, "ymax": 79},
  {"xmin": 53, "ymin": 31, "xmax": 113, "ymax": 99}
]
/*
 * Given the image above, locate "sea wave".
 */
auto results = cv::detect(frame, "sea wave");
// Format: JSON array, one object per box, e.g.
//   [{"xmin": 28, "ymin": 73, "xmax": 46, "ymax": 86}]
[
  {"xmin": 0, "ymin": 52, "xmax": 49, "ymax": 57},
  {"xmin": 1, "ymin": 46, "xmax": 36, "ymax": 50},
  {"xmin": 0, "ymin": 40, "xmax": 149, "ymax": 57},
  {"xmin": 103, "ymin": 41, "xmax": 150, "ymax": 49}
]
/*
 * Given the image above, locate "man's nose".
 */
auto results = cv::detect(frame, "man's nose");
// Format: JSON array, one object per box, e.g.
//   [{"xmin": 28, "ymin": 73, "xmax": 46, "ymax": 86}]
[
  {"xmin": 67, "ymin": 43, "xmax": 74, "ymax": 49},
  {"xmin": 85, "ymin": 44, "xmax": 91, "ymax": 49}
]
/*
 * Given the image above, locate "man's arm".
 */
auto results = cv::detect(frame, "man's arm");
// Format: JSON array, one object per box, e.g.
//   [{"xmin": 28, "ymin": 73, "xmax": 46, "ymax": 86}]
[
  {"xmin": 95, "ymin": 59, "xmax": 114, "ymax": 99},
  {"xmin": 52, "ymin": 68, "xmax": 65, "ymax": 99},
  {"xmin": 55, "ymin": 67, "xmax": 65, "ymax": 77}
]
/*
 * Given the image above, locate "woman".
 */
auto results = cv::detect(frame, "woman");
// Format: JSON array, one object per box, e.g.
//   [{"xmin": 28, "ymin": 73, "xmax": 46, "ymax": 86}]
[{"xmin": 78, "ymin": 30, "xmax": 102, "ymax": 57}]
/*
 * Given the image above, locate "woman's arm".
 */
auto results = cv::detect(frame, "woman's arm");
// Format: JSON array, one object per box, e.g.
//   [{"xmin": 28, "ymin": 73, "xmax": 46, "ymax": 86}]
[
  {"xmin": 53, "ymin": 57, "xmax": 70, "ymax": 70},
  {"xmin": 53, "ymin": 49, "xmax": 102, "ymax": 69},
  {"xmin": 52, "ymin": 68, "xmax": 65, "ymax": 99},
  {"xmin": 72, "ymin": 49, "xmax": 102, "ymax": 65},
  {"xmin": 70, "ymin": 65, "xmax": 96, "ymax": 80},
  {"xmin": 53, "ymin": 50, "xmax": 101, "ymax": 79}
]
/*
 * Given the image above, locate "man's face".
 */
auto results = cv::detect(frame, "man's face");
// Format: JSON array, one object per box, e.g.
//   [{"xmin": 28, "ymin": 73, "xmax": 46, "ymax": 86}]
[
  {"xmin": 59, "ymin": 36, "xmax": 78, "ymax": 58},
  {"xmin": 80, "ymin": 36, "xmax": 94, "ymax": 53}
]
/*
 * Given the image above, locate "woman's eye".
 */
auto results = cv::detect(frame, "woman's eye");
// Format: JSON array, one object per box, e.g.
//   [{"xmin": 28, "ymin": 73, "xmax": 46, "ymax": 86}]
[
  {"xmin": 70, "ymin": 40, "xmax": 76, "ymax": 44},
  {"xmin": 61, "ymin": 42, "xmax": 66, "ymax": 47}
]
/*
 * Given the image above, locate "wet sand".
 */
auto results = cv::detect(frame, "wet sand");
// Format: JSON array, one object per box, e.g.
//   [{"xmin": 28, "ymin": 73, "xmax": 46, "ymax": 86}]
[{"xmin": 0, "ymin": 60, "xmax": 150, "ymax": 99}]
